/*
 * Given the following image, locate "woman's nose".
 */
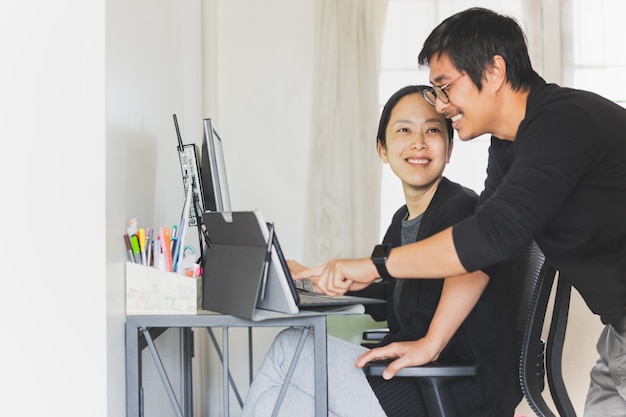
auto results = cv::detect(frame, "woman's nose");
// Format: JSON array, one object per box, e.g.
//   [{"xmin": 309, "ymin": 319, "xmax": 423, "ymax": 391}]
[{"xmin": 410, "ymin": 136, "xmax": 427, "ymax": 150}]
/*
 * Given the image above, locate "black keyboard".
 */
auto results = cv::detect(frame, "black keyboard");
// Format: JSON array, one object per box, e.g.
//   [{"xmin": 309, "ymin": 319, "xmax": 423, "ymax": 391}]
[
  {"xmin": 293, "ymin": 278, "xmax": 382, "ymax": 308},
  {"xmin": 294, "ymin": 278, "xmax": 316, "ymax": 293}
]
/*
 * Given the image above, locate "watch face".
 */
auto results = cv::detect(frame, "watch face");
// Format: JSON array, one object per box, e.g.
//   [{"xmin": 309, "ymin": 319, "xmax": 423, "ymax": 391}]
[{"xmin": 372, "ymin": 244, "xmax": 390, "ymax": 262}]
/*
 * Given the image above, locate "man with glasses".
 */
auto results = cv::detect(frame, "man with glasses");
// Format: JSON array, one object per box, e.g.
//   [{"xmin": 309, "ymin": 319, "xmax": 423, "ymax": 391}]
[
  {"xmin": 421, "ymin": 73, "xmax": 466, "ymax": 108},
  {"xmin": 298, "ymin": 7, "xmax": 626, "ymax": 416}
]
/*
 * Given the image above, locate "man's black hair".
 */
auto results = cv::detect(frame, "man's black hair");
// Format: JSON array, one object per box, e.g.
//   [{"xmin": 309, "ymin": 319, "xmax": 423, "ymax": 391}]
[{"xmin": 418, "ymin": 7, "xmax": 541, "ymax": 92}]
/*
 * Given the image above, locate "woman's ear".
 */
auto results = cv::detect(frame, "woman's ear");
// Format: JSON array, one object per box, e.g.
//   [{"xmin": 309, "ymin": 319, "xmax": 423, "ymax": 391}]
[
  {"xmin": 377, "ymin": 140, "xmax": 388, "ymax": 163},
  {"xmin": 446, "ymin": 139, "xmax": 454, "ymax": 163}
]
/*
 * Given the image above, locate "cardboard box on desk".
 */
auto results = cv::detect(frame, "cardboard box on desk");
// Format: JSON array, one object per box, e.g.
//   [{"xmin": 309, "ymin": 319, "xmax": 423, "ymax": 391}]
[{"xmin": 125, "ymin": 262, "xmax": 202, "ymax": 315}]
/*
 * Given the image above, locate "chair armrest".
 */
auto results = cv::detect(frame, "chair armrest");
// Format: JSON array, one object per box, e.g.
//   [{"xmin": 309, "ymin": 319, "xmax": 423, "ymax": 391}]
[
  {"xmin": 362, "ymin": 359, "xmax": 478, "ymax": 378},
  {"xmin": 362, "ymin": 328, "xmax": 390, "ymax": 341},
  {"xmin": 363, "ymin": 360, "xmax": 478, "ymax": 417}
]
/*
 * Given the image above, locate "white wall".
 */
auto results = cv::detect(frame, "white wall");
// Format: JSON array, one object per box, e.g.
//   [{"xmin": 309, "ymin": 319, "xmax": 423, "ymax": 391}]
[
  {"xmin": 106, "ymin": 1, "xmax": 204, "ymax": 416},
  {"xmin": 0, "ymin": 1, "xmax": 107, "ymax": 416},
  {"xmin": 210, "ymin": 0, "xmax": 314, "ymax": 260}
]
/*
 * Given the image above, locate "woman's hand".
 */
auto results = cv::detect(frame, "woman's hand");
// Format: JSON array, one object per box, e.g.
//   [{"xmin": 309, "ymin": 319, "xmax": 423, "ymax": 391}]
[{"xmin": 354, "ymin": 337, "xmax": 444, "ymax": 380}]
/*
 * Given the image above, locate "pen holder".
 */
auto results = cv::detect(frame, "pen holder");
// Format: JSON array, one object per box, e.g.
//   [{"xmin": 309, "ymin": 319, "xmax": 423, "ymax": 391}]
[{"xmin": 126, "ymin": 262, "xmax": 202, "ymax": 315}]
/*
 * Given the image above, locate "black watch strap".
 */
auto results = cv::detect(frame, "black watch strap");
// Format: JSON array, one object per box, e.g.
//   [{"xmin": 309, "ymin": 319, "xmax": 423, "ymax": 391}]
[{"xmin": 371, "ymin": 244, "xmax": 393, "ymax": 280}]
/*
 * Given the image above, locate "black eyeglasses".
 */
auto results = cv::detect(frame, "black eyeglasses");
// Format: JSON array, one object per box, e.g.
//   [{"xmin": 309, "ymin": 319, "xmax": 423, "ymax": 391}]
[{"xmin": 422, "ymin": 73, "xmax": 466, "ymax": 106}]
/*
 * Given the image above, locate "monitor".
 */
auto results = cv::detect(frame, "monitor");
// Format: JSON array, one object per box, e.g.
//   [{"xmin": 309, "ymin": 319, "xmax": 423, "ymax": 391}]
[
  {"xmin": 200, "ymin": 118, "xmax": 232, "ymax": 212},
  {"xmin": 174, "ymin": 114, "xmax": 205, "ymax": 227}
]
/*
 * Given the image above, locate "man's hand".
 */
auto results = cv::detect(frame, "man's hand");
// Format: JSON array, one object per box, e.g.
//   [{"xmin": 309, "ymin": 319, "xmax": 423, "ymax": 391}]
[
  {"xmin": 286, "ymin": 259, "xmax": 308, "ymax": 276},
  {"xmin": 294, "ymin": 257, "xmax": 379, "ymax": 296},
  {"xmin": 354, "ymin": 338, "xmax": 443, "ymax": 380}
]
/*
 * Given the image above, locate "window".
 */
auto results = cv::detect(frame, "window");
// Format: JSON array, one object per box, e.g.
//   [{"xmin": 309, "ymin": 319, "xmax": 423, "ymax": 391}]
[{"xmin": 562, "ymin": 0, "xmax": 626, "ymax": 106}]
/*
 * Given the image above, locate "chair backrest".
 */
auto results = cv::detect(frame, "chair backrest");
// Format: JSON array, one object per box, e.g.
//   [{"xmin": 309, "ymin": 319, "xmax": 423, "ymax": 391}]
[
  {"xmin": 545, "ymin": 276, "xmax": 577, "ymax": 417},
  {"xmin": 513, "ymin": 242, "xmax": 576, "ymax": 417}
]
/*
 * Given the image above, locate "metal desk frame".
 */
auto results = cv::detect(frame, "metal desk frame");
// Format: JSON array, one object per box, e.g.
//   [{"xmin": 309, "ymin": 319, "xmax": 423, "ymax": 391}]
[{"xmin": 126, "ymin": 312, "xmax": 328, "ymax": 417}]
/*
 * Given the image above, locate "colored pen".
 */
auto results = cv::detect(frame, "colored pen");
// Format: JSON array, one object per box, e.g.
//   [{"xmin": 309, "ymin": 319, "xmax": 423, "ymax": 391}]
[
  {"xmin": 123, "ymin": 234, "xmax": 135, "ymax": 263},
  {"xmin": 138, "ymin": 228, "xmax": 146, "ymax": 265},
  {"xmin": 160, "ymin": 227, "xmax": 173, "ymax": 272},
  {"xmin": 146, "ymin": 228, "xmax": 153, "ymax": 267},
  {"xmin": 152, "ymin": 234, "xmax": 160, "ymax": 269},
  {"xmin": 171, "ymin": 219, "xmax": 185, "ymax": 272},
  {"xmin": 170, "ymin": 225, "xmax": 178, "ymax": 253},
  {"xmin": 130, "ymin": 234, "xmax": 141, "ymax": 264}
]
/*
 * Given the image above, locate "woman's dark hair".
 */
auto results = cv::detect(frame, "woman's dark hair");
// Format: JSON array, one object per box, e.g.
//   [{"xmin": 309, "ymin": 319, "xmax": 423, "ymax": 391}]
[
  {"xmin": 377, "ymin": 85, "xmax": 453, "ymax": 148},
  {"xmin": 417, "ymin": 7, "xmax": 541, "ymax": 92}
]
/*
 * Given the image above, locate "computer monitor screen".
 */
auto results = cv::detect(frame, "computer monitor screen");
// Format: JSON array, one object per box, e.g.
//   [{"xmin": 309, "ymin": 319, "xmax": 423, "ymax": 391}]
[{"xmin": 200, "ymin": 118, "xmax": 232, "ymax": 212}]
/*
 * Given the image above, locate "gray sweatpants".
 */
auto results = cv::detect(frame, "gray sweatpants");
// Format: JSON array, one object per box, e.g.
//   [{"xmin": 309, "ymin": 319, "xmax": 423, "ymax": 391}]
[
  {"xmin": 241, "ymin": 328, "xmax": 387, "ymax": 417},
  {"xmin": 584, "ymin": 317, "xmax": 626, "ymax": 417}
]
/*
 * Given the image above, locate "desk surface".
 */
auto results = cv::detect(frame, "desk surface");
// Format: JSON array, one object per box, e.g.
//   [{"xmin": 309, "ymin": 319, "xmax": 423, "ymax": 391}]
[{"xmin": 127, "ymin": 309, "xmax": 332, "ymax": 327}]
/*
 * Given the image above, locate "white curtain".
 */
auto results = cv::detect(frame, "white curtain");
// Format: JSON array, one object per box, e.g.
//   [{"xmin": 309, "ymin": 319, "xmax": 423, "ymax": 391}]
[
  {"xmin": 561, "ymin": 0, "xmax": 626, "ymax": 104},
  {"xmin": 304, "ymin": 0, "xmax": 388, "ymax": 265}
]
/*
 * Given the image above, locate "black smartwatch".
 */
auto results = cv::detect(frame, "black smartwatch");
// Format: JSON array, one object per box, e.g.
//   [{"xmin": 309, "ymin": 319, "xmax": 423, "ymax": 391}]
[{"xmin": 371, "ymin": 244, "xmax": 394, "ymax": 280}]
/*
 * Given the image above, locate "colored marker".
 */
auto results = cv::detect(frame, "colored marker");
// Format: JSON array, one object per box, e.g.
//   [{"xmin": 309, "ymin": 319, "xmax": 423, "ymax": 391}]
[
  {"xmin": 130, "ymin": 234, "xmax": 141, "ymax": 264},
  {"xmin": 146, "ymin": 228, "xmax": 153, "ymax": 267},
  {"xmin": 138, "ymin": 228, "xmax": 146, "ymax": 265},
  {"xmin": 160, "ymin": 227, "xmax": 173, "ymax": 272},
  {"xmin": 123, "ymin": 234, "xmax": 135, "ymax": 263},
  {"xmin": 170, "ymin": 225, "xmax": 178, "ymax": 253},
  {"xmin": 171, "ymin": 219, "xmax": 185, "ymax": 272}
]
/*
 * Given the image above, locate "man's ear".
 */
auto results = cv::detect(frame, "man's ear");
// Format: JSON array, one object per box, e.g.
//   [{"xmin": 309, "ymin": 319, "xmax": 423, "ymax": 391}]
[
  {"xmin": 377, "ymin": 140, "xmax": 388, "ymax": 163},
  {"xmin": 486, "ymin": 55, "xmax": 507, "ymax": 89}
]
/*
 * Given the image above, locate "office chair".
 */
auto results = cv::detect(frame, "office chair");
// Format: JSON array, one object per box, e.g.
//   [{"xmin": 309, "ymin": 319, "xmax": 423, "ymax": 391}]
[
  {"xmin": 520, "ymin": 261, "xmax": 577, "ymax": 417},
  {"xmin": 362, "ymin": 242, "xmax": 576, "ymax": 417}
]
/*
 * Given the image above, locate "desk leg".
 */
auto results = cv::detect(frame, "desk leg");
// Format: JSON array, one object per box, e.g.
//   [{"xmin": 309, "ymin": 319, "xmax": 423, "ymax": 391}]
[
  {"xmin": 126, "ymin": 321, "xmax": 141, "ymax": 417},
  {"xmin": 223, "ymin": 327, "xmax": 230, "ymax": 417},
  {"xmin": 207, "ymin": 328, "xmax": 244, "ymax": 408},
  {"xmin": 182, "ymin": 328, "xmax": 193, "ymax": 417},
  {"xmin": 313, "ymin": 318, "xmax": 328, "ymax": 417},
  {"xmin": 248, "ymin": 327, "xmax": 254, "ymax": 385}
]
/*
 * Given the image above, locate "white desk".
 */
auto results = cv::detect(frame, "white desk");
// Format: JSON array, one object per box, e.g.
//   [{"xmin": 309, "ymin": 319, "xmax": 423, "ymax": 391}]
[{"xmin": 126, "ymin": 311, "xmax": 328, "ymax": 417}]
